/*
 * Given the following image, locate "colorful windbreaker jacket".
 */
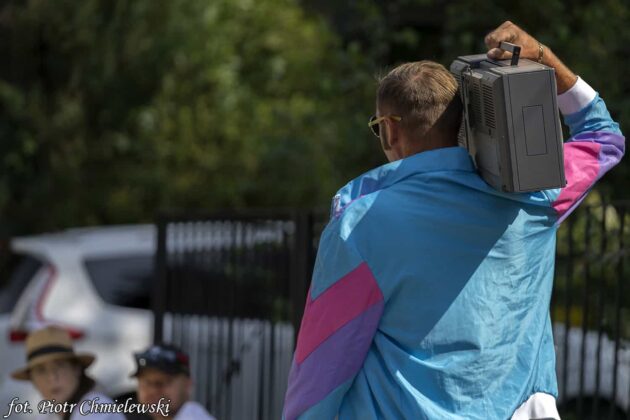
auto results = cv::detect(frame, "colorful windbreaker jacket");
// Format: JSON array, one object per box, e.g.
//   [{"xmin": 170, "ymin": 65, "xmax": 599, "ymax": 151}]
[{"xmin": 283, "ymin": 78, "xmax": 625, "ymax": 420}]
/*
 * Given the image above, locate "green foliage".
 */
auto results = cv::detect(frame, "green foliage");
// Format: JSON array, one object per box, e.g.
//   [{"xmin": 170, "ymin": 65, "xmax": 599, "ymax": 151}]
[
  {"xmin": 0, "ymin": 0, "xmax": 380, "ymax": 235},
  {"xmin": 1, "ymin": 0, "xmax": 628, "ymax": 237}
]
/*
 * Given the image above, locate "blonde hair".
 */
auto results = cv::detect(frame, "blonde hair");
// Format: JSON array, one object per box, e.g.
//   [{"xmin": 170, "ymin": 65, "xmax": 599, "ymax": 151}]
[{"xmin": 377, "ymin": 61, "xmax": 462, "ymax": 142}]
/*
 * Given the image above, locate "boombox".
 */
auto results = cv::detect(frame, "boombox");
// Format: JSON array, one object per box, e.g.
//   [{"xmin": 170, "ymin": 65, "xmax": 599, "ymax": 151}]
[{"xmin": 450, "ymin": 42, "xmax": 566, "ymax": 192}]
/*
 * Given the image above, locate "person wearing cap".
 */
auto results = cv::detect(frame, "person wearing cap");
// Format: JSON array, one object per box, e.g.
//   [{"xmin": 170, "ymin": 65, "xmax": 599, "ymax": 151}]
[
  {"xmin": 132, "ymin": 344, "xmax": 216, "ymax": 420},
  {"xmin": 11, "ymin": 326, "xmax": 125, "ymax": 420}
]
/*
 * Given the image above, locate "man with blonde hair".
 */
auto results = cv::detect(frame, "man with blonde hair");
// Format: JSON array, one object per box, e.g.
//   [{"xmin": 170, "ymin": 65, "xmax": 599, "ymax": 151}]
[
  {"xmin": 374, "ymin": 60, "xmax": 462, "ymax": 159},
  {"xmin": 283, "ymin": 21, "xmax": 624, "ymax": 419}
]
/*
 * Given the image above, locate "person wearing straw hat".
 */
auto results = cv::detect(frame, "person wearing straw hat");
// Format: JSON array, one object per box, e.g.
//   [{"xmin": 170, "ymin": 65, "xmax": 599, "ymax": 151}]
[{"xmin": 11, "ymin": 326, "xmax": 125, "ymax": 420}]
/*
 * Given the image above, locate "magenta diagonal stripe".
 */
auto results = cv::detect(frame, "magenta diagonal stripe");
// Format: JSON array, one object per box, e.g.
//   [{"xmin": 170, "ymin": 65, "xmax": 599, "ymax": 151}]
[
  {"xmin": 295, "ymin": 262, "xmax": 383, "ymax": 364},
  {"xmin": 553, "ymin": 132, "xmax": 624, "ymax": 221},
  {"xmin": 553, "ymin": 140, "xmax": 600, "ymax": 216},
  {"xmin": 283, "ymin": 302, "xmax": 383, "ymax": 420}
]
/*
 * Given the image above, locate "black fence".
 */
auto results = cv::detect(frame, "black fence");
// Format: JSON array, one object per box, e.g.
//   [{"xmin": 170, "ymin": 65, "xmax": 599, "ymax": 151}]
[
  {"xmin": 152, "ymin": 210, "xmax": 326, "ymax": 420},
  {"xmin": 552, "ymin": 202, "xmax": 630, "ymax": 420},
  {"xmin": 153, "ymin": 203, "xmax": 630, "ymax": 420}
]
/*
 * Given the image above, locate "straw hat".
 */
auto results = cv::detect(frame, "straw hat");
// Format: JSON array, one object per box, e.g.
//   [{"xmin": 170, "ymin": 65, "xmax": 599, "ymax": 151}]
[{"xmin": 11, "ymin": 326, "xmax": 95, "ymax": 381}]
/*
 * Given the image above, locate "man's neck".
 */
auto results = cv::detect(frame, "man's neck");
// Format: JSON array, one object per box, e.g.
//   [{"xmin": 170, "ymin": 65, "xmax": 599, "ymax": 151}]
[{"xmin": 400, "ymin": 137, "xmax": 458, "ymax": 158}]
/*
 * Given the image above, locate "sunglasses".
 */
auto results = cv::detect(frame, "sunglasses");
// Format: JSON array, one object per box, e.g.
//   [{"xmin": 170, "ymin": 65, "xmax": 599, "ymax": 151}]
[{"xmin": 368, "ymin": 115, "xmax": 402, "ymax": 138}]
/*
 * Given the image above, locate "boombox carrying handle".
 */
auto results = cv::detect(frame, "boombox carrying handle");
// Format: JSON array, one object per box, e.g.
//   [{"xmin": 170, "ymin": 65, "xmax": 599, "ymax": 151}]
[{"xmin": 499, "ymin": 41, "xmax": 521, "ymax": 66}]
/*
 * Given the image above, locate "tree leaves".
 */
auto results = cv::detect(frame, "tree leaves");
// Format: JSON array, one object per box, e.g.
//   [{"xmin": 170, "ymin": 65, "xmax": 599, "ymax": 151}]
[
  {"xmin": 3, "ymin": 0, "xmax": 625, "ymax": 236},
  {"xmin": 0, "ymin": 0, "xmax": 377, "ymax": 234}
]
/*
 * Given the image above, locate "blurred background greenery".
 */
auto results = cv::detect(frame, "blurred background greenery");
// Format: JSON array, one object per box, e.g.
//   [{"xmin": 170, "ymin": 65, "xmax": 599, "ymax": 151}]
[{"xmin": 0, "ymin": 0, "xmax": 628, "ymax": 237}]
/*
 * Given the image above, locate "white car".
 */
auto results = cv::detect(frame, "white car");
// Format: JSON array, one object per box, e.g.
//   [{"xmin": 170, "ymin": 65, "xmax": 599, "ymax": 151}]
[
  {"xmin": 0, "ymin": 224, "xmax": 294, "ymax": 420},
  {"xmin": 0, "ymin": 225, "xmax": 156, "ymax": 418}
]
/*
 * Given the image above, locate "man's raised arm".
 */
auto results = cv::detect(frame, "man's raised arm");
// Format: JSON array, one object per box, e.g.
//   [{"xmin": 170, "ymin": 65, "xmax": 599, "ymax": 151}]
[{"xmin": 485, "ymin": 21, "xmax": 625, "ymax": 223}]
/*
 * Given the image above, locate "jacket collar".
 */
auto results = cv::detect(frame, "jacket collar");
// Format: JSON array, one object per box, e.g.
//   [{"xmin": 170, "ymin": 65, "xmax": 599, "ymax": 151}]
[{"xmin": 332, "ymin": 147, "xmax": 474, "ymax": 217}]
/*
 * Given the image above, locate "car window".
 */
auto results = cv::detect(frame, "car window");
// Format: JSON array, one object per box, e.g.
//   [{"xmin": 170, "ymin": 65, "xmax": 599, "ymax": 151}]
[
  {"xmin": 0, "ymin": 256, "xmax": 44, "ymax": 314},
  {"xmin": 83, "ymin": 255, "xmax": 153, "ymax": 310}
]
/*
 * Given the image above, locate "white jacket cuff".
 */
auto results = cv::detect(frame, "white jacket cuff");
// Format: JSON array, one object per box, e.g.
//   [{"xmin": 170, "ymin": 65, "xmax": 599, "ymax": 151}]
[{"xmin": 557, "ymin": 77, "xmax": 597, "ymax": 115}]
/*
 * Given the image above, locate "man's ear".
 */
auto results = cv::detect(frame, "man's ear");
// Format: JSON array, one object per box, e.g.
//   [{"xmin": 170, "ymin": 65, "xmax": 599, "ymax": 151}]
[{"xmin": 385, "ymin": 118, "xmax": 400, "ymax": 148}]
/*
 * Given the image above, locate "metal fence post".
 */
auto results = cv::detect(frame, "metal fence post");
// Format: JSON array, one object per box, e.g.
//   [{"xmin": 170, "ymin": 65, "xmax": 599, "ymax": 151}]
[
  {"xmin": 152, "ymin": 216, "xmax": 168, "ymax": 344},
  {"xmin": 290, "ymin": 210, "xmax": 313, "ymax": 342}
]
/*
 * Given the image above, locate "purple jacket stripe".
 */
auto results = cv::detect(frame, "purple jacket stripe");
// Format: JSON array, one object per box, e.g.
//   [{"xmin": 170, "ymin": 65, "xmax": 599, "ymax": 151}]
[{"xmin": 283, "ymin": 302, "xmax": 384, "ymax": 420}]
